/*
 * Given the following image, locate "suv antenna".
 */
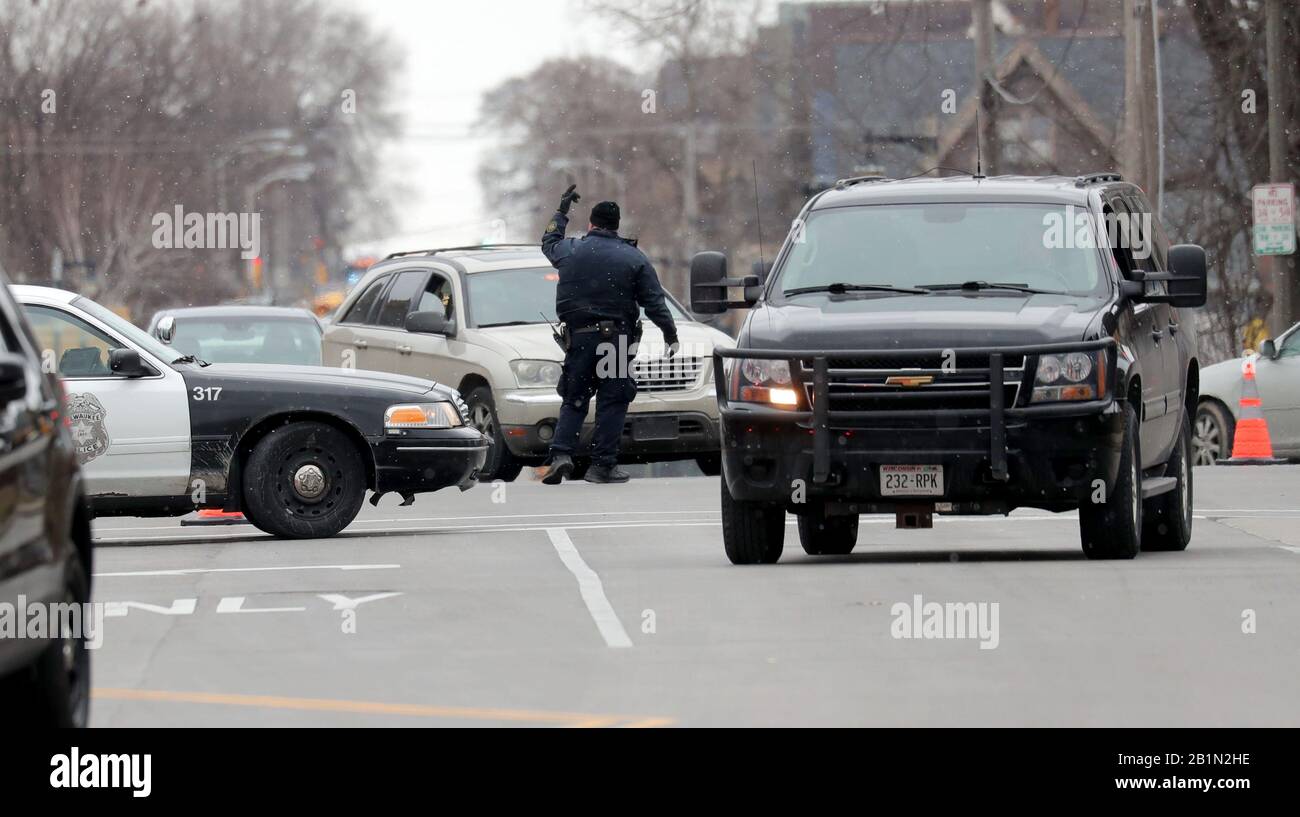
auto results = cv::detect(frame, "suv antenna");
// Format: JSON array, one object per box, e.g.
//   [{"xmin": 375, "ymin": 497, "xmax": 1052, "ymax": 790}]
[
  {"xmin": 752, "ymin": 159, "xmax": 766, "ymax": 270},
  {"xmin": 974, "ymin": 107, "xmax": 986, "ymax": 180}
]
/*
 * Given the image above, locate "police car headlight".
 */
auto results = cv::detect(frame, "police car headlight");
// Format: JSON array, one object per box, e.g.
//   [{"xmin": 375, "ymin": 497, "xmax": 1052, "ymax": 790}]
[
  {"xmin": 385, "ymin": 402, "xmax": 463, "ymax": 429},
  {"xmin": 510, "ymin": 359, "xmax": 562, "ymax": 387},
  {"xmin": 1032, "ymin": 349, "xmax": 1106, "ymax": 403},
  {"xmin": 727, "ymin": 357, "xmax": 800, "ymax": 408}
]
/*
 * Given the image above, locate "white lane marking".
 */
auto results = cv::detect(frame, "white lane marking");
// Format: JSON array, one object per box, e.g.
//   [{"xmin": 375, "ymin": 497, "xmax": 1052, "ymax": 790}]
[
  {"xmin": 545, "ymin": 528, "xmax": 633, "ymax": 649},
  {"xmin": 94, "ymin": 508, "xmax": 718, "ymax": 533},
  {"xmin": 216, "ymin": 596, "xmax": 307, "ymax": 614},
  {"xmin": 94, "ymin": 563, "xmax": 400, "ymax": 578}
]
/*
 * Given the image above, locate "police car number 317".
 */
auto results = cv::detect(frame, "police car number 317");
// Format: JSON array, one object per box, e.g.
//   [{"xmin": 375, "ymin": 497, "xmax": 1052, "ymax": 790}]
[{"xmin": 16, "ymin": 286, "xmax": 489, "ymax": 539}]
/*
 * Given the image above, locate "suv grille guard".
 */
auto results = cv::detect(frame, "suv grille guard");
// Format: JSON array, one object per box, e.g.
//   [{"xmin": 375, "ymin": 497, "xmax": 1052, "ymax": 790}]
[{"xmin": 715, "ymin": 339, "xmax": 1117, "ymax": 485}]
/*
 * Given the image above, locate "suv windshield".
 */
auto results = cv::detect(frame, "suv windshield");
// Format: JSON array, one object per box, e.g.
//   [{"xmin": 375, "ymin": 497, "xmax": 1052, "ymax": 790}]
[
  {"xmin": 467, "ymin": 267, "xmax": 689, "ymax": 326},
  {"xmin": 776, "ymin": 203, "xmax": 1107, "ymax": 298}
]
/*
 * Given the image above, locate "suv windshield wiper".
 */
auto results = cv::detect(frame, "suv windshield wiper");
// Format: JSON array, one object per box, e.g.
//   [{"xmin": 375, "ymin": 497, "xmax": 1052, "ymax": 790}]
[
  {"xmin": 784, "ymin": 282, "xmax": 928, "ymax": 296},
  {"xmin": 918, "ymin": 281, "xmax": 1057, "ymax": 295},
  {"xmin": 171, "ymin": 354, "xmax": 210, "ymax": 367}
]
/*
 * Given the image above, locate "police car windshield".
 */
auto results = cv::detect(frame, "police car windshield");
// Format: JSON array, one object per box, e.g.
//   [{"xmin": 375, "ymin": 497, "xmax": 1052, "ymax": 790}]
[
  {"xmin": 72, "ymin": 296, "xmax": 181, "ymax": 365},
  {"xmin": 468, "ymin": 267, "xmax": 689, "ymax": 326},
  {"xmin": 777, "ymin": 203, "xmax": 1108, "ymax": 298}
]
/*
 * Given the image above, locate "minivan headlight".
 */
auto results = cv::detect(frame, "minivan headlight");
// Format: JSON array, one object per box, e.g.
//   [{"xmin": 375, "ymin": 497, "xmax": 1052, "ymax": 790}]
[
  {"xmin": 727, "ymin": 357, "xmax": 800, "ymax": 408},
  {"xmin": 1032, "ymin": 349, "xmax": 1106, "ymax": 402},
  {"xmin": 385, "ymin": 402, "xmax": 463, "ymax": 429},
  {"xmin": 510, "ymin": 359, "xmax": 562, "ymax": 388}
]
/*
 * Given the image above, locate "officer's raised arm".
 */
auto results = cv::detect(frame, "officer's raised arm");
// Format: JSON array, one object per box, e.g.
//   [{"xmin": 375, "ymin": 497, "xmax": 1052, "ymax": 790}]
[
  {"xmin": 634, "ymin": 257, "xmax": 679, "ymax": 355},
  {"xmin": 542, "ymin": 184, "xmax": 581, "ymax": 265}
]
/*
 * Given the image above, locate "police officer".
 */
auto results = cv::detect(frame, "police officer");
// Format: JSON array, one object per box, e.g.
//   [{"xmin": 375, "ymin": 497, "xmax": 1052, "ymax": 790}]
[{"xmin": 540, "ymin": 184, "xmax": 678, "ymax": 484}]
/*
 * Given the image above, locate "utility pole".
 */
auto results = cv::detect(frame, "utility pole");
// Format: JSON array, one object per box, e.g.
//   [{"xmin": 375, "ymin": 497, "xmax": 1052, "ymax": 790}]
[
  {"xmin": 1266, "ymin": 0, "xmax": 1295, "ymax": 333},
  {"xmin": 1121, "ymin": 0, "xmax": 1158, "ymax": 193},
  {"xmin": 972, "ymin": 0, "xmax": 998, "ymax": 175}
]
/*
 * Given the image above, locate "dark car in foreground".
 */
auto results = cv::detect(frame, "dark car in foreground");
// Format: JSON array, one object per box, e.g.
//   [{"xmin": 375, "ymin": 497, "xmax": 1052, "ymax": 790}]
[
  {"xmin": 147, "ymin": 305, "xmax": 324, "ymax": 367},
  {"xmin": 0, "ymin": 275, "xmax": 92, "ymax": 726},
  {"xmin": 692, "ymin": 172, "xmax": 1206, "ymax": 564},
  {"xmin": 16, "ymin": 285, "xmax": 487, "ymax": 539}
]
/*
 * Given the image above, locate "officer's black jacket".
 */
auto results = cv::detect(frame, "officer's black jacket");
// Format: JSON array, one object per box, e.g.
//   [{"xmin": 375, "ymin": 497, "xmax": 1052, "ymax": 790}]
[{"xmin": 541, "ymin": 210, "xmax": 678, "ymax": 341}]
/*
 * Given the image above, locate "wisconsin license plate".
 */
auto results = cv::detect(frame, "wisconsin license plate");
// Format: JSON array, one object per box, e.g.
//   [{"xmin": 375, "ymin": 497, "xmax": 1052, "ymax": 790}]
[{"xmin": 879, "ymin": 464, "xmax": 944, "ymax": 496}]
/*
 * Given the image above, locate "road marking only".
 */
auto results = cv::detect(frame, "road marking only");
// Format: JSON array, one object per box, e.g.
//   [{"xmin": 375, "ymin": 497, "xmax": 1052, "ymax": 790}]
[
  {"xmin": 92, "ymin": 688, "xmax": 669, "ymax": 728},
  {"xmin": 545, "ymin": 528, "xmax": 633, "ymax": 649},
  {"xmin": 94, "ymin": 563, "xmax": 401, "ymax": 578}
]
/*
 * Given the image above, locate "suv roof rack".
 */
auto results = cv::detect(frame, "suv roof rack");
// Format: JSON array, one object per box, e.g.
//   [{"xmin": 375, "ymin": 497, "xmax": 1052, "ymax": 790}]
[
  {"xmin": 1074, "ymin": 172, "xmax": 1123, "ymax": 187},
  {"xmin": 383, "ymin": 243, "xmax": 540, "ymax": 261},
  {"xmin": 834, "ymin": 174, "xmax": 891, "ymax": 189}
]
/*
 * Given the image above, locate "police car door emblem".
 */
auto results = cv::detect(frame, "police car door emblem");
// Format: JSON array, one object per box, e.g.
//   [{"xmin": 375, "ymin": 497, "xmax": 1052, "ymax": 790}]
[{"xmin": 66, "ymin": 392, "xmax": 111, "ymax": 464}]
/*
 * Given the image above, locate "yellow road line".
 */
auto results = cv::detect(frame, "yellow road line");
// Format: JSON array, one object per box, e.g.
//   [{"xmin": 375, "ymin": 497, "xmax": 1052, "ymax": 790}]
[{"xmin": 93, "ymin": 688, "xmax": 671, "ymax": 728}]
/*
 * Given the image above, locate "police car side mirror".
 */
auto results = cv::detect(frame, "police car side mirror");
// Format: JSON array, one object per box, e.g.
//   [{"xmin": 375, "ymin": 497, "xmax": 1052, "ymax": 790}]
[
  {"xmin": 690, "ymin": 251, "xmax": 759, "ymax": 314},
  {"xmin": 109, "ymin": 348, "xmax": 150, "ymax": 378},
  {"xmin": 156, "ymin": 315, "xmax": 176, "ymax": 344},
  {"xmin": 406, "ymin": 310, "xmax": 450, "ymax": 335},
  {"xmin": 0, "ymin": 353, "xmax": 28, "ymax": 402},
  {"xmin": 1259, "ymin": 339, "xmax": 1278, "ymax": 359}
]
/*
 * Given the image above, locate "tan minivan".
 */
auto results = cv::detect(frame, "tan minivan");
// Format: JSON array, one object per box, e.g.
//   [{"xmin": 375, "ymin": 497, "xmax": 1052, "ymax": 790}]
[{"xmin": 322, "ymin": 245, "xmax": 733, "ymax": 481}]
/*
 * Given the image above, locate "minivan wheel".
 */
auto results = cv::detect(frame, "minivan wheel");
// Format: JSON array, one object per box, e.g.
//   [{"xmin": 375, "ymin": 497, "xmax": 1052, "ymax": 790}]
[
  {"xmin": 1079, "ymin": 402, "xmax": 1142, "ymax": 560},
  {"xmin": 1143, "ymin": 410, "xmax": 1193, "ymax": 551},
  {"xmin": 465, "ymin": 387, "xmax": 522, "ymax": 482},
  {"xmin": 720, "ymin": 479, "xmax": 785, "ymax": 565}
]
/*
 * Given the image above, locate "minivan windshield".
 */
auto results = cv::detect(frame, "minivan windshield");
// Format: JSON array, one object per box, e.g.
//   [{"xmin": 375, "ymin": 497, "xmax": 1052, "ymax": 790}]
[
  {"xmin": 776, "ymin": 203, "xmax": 1108, "ymax": 298},
  {"xmin": 467, "ymin": 267, "xmax": 690, "ymax": 327}
]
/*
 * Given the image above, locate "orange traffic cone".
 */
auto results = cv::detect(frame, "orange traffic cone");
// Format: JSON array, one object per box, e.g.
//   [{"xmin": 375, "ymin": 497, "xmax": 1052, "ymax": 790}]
[
  {"xmin": 180, "ymin": 508, "xmax": 248, "ymax": 526},
  {"xmin": 1220, "ymin": 356, "xmax": 1287, "ymax": 465}
]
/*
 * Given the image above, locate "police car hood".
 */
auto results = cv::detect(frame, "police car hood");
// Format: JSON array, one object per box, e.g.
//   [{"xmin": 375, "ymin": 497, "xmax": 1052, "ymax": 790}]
[
  {"xmin": 743, "ymin": 292, "xmax": 1106, "ymax": 351},
  {"xmin": 484, "ymin": 321, "xmax": 733, "ymax": 360},
  {"xmin": 193, "ymin": 362, "xmax": 450, "ymax": 398}
]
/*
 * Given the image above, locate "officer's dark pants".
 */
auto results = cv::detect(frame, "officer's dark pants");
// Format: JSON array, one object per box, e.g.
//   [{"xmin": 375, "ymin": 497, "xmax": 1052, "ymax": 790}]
[{"xmin": 549, "ymin": 332, "xmax": 637, "ymax": 468}]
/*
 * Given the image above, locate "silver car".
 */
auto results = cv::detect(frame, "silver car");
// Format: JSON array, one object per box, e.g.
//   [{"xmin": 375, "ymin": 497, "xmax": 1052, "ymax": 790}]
[
  {"xmin": 322, "ymin": 245, "xmax": 733, "ymax": 481},
  {"xmin": 1195, "ymin": 322, "xmax": 1300, "ymax": 464}
]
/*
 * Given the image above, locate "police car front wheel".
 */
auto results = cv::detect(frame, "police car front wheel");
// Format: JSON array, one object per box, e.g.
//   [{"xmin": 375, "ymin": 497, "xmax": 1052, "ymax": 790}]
[{"xmin": 241, "ymin": 421, "xmax": 367, "ymax": 539}]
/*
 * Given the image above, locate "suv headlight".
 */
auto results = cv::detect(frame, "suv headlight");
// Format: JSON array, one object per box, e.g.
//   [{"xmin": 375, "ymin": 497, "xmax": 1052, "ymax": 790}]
[
  {"xmin": 727, "ymin": 357, "xmax": 800, "ymax": 407},
  {"xmin": 1031, "ymin": 349, "xmax": 1107, "ymax": 402},
  {"xmin": 385, "ymin": 402, "xmax": 463, "ymax": 429},
  {"xmin": 510, "ymin": 359, "xmax": 562, "ymax": 388}
]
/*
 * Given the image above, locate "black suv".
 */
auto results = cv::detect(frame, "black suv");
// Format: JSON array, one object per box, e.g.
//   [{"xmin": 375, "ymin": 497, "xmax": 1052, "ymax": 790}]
[
  {"xmin": 692, "ymin": 173, "xmax": 1206, "ymax": 565},
  {"xmin": 0, "ymin": 271, "xmax": 92, "ymax": 725}
]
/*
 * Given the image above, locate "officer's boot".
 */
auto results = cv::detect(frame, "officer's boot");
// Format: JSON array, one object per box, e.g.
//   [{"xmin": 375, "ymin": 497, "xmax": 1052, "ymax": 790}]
[
  {"xmin": 584, "ymin": 463, "xmax": 630, "ymax": 484},
  {"xmin": 542, "ymin": 454, "xmax": 574, "ymax": 485}
]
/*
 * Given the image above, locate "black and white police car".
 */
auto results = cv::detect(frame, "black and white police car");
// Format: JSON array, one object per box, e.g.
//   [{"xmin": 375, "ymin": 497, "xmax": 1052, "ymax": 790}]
[{"xmin": 14, "ymin": 286, "xmax": 487, "ymax": 539}]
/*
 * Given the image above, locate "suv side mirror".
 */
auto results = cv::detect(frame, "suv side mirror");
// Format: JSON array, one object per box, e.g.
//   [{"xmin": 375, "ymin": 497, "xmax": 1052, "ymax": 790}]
[
  {"xmin": 690, "ymin": 251, "xmax": 759, "ymax": 314},
  {"xmin": 109, "ymin": 348, "xmax": 151, "ymax": 378},
  {"xmin": 1165, "ymin": 244, "xmax": 1208, "ymax": 308},
  {"xmin": 156, "ymin": 315, "xmax": 176, "ymax": 344},
  {"xmin": 0, "ymin": 353, "xmax": 28, "ymax": 403},
  {"xmin": 1259, "ymin": 338, "xmax": 1278, "ymax": 359},
  {"xmin": 406, "ymin": 310, "xmax": 451, "ymax": 335}
]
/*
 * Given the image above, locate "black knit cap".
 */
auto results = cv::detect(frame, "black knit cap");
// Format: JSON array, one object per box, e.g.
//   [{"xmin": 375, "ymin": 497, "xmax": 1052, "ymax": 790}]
[{"xmin": 590, "ymin": 201, "xmax": 620, "ymax": 231}]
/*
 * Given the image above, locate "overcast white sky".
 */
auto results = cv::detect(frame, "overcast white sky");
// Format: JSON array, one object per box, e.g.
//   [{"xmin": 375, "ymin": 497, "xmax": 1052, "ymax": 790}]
[
  {"xmin": 355, "ymin": 0, "xmax": 788, "ymax": 257},
  {"xmin": 355, "ymin": 0, "xmax": 614, "ymax": 255}
]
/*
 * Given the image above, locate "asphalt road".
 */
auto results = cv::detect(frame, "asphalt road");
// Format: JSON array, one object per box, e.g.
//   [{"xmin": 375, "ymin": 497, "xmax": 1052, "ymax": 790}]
[{"xmin": 86, "ymin": 465, "xmax": 1300, "ymax": 727}]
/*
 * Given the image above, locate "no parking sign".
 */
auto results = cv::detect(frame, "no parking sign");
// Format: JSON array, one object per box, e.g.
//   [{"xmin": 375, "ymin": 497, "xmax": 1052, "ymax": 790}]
[{"xmin": 1252, "ymin": 182, "xmax": 1296, "ymax": 256}]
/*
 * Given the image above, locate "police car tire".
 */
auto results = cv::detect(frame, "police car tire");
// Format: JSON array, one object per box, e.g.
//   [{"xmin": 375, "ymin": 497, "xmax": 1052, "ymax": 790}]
[
  {"xmin": 2, "ymin": 554, "xmax": 91, "ymax": 727},
  {"xmin": 242, "ymin": 422, "xmax": 366, "ymax": 539},
  {"xmin": 797, "ymin": 506, "xmax": 858, "ymax": 555},
  {"xmin": 1079, "ymin": 402, "xmax": 1141, "ymax": 560},
  {"xmin": 721, "ymin": 478, "xmax": 785, "ymax": 565},
  {"xmin": 465, "ymin": 387, "xmax": 521, "ymax": 483},
  {"xmin": 1142, "ymin": 409, "xmax": 1193, "ymax": 552}
]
